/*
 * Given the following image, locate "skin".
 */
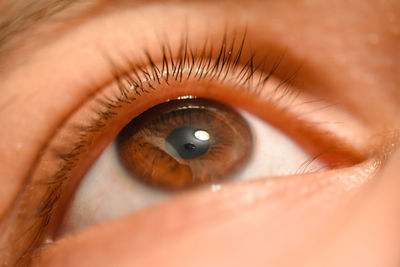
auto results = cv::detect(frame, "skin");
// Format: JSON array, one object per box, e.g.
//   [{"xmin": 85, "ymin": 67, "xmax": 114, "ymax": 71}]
[{"xmin": 0, "ymin": 0, "xmax": 399, "ymax": 266}]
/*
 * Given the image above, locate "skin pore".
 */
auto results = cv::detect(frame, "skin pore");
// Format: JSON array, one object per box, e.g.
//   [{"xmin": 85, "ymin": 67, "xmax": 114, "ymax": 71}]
[{"xmin": 0, "ymin": 0, "xmax": 400, "ymax": 266}]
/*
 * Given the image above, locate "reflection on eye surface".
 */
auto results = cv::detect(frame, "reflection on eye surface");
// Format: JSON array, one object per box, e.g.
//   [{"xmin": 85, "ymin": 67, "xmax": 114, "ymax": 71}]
[{"xmin": 3, "ymin": 24, "xmax": 367, "ymax": 265}]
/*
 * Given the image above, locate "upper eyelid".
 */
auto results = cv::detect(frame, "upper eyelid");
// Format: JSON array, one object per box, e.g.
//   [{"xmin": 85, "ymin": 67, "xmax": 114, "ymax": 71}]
[{"xmin": 106, "ymin": 40, "xmax": 370, "ymax": 162}]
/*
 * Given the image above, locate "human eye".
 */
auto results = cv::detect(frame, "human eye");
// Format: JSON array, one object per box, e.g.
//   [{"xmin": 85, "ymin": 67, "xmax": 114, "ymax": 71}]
[
  {"xmin": 1, "ymin": 1, "xmax": 392, "ymax": 266},
  {"xmin": 52, "ymin": 33, "xmax": 363, "ymax": 236},
  {"xmin": 13, "ymin": 30, "xmax": 366, "ymax": 262}
]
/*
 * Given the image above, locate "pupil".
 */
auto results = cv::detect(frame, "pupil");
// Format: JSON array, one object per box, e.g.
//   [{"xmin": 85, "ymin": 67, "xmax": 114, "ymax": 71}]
[
  {"xmin": 165, "ymin": 127, "xmax": 210, "ymax": 159},
  {"xmin": 184, "ymin": 143, "xmax": 196, "ymax": 150}
]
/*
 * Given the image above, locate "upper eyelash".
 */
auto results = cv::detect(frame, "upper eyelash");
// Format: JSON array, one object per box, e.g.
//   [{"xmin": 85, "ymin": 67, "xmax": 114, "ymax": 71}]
[
  {"xmin": 12, "ymin": 31, "xmax": 296, "ymax": 264},
  {"xmin": 111, "ymin": 31, "xmax": 295, "ymax": 101}
]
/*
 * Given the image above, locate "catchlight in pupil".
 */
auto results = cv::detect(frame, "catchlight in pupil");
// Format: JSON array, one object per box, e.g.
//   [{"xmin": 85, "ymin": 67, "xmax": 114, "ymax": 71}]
[
  {"xmin": 116, "ymin": 98, "xmax": 253, "ymax": 190},
  {"xmin": 194, "ymin": 130, "xmax": 210, "ymax": 141},
  {"xmin": 165, "ymin": 127, "xmax": 210, "ymax": 159}
]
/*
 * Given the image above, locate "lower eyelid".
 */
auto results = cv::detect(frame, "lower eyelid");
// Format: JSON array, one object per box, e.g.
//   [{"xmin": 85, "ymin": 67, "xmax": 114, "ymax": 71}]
[{"xmin": 33, "ymin": 158, "xmax": 376, "ymax": 267}]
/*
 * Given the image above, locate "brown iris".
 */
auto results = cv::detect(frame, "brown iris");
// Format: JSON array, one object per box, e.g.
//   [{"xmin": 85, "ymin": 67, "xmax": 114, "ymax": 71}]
[{"xmin": 117, "ymin": 98, "xmax": 253, "ymax": 190}]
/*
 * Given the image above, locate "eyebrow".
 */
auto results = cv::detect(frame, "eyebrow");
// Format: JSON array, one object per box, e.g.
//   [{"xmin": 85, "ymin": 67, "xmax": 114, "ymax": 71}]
[{"xmin": 0, "ymin": 0, "xmax": 80, "ymax": 58}]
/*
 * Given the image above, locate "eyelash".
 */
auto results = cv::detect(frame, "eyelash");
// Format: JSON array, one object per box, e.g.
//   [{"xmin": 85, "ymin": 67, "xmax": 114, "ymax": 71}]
[{"xmin": 17, "ymin": 31, "xmax": 299, "ymax": 262}]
